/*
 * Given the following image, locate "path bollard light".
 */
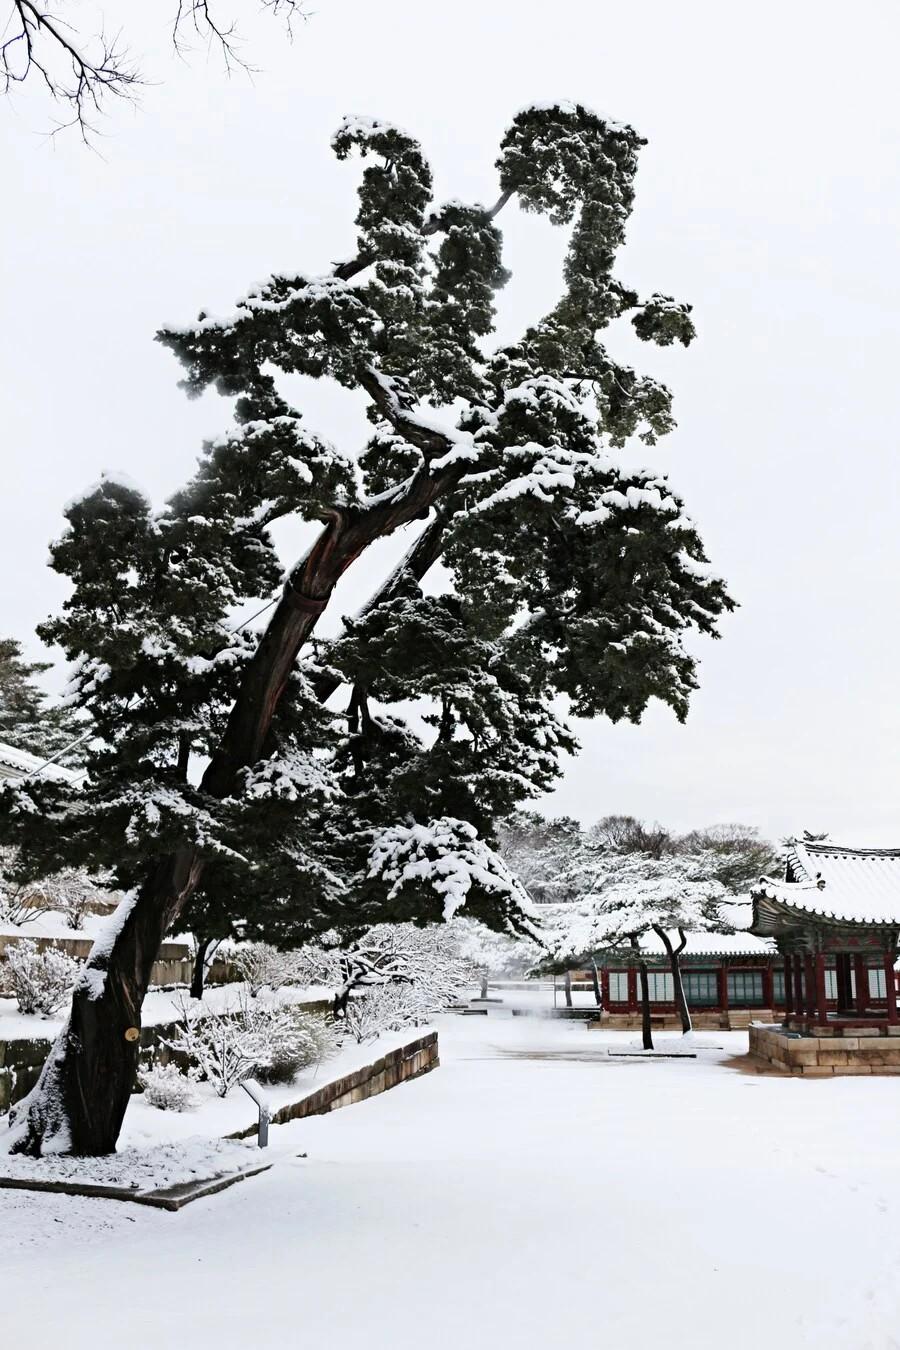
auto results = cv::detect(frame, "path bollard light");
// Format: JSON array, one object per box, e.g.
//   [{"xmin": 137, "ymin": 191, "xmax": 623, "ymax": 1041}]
[{"xmin": 241, "ymin": 1078, "xmax": 272, "ymax": 1148}]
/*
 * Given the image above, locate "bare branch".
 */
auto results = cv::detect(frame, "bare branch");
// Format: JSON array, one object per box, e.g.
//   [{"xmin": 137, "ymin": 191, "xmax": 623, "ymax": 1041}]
[
  {"xmin": 171, "ymin": 0, "xmax": 306, "ymax": 75},
  {"xmin": 2, "ymin": 0, "xmax": 308, "ymax": 140},
  {"xmin": 2, "ymin": 1, "xmax": 140, "ymax": 142}
]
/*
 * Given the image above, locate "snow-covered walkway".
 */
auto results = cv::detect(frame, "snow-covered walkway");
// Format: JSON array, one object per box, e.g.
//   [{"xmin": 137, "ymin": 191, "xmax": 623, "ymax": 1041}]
[{"xmin": 3, "ymin": 1014, "xmax": 899, "ymax": 1349}]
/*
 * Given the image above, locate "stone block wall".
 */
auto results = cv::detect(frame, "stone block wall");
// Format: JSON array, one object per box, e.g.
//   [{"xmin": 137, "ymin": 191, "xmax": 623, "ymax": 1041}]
[
  {"xmin": 230, "ymin": 1031, "xmax": 439, "ymax": 1137},
  {"xmin": 0, "ymin": 934, "xmax": 193, "ymax": 990},
  {"xmin": 749, "ymin": 1024, "xmax": 900, "ymax": 1075}
]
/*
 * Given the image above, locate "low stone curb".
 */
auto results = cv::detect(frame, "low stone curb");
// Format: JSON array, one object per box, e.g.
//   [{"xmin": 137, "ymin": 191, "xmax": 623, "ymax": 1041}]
[{"xmin": 0, "ymin": 1160, "xmax": 272, "ymax": 1212}]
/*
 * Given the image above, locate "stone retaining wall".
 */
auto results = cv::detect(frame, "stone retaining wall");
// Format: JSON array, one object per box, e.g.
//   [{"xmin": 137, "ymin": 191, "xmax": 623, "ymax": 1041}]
[
  {"xmin": 0, "ymin": 934, "xmax": 193, "ymax": 990},
  {"xmin": 749, "ymin": 1024, "xmax": 900, "ymax": 1075},
  {"xmin": 230, "ymin": 1031, "xmax": 439, "ymax": 1137}
]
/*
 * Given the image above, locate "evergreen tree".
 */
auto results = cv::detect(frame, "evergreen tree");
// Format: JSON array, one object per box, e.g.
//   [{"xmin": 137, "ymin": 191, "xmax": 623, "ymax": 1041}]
[
  {"xmin": 0, "ymin": 636, "xmax": 83, "ymax": 764},
  {"xmin": 1, "ymin": 103, "xmax": 733, "ymax": 1155}
]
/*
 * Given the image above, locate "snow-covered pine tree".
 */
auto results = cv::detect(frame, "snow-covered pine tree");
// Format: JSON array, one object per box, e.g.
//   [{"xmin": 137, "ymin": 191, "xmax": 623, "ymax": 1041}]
[
  {"xmin": 0, "ymin": 636, "xmax": 83, "ymax": 763},
  {"xmin": 1, "ymin": 104, "xmax": 732, "ymax": 1155}
]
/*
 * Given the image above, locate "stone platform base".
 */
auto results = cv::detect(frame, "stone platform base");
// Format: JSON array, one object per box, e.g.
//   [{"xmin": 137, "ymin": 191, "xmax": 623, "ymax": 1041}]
[
  {"xmin": 749, "ymin": 1024, "xmax": 900, "ymax": 1075},
  {"xmin": 590, "ymin": 1011, "xmax": 775, "ymax": 1032}
]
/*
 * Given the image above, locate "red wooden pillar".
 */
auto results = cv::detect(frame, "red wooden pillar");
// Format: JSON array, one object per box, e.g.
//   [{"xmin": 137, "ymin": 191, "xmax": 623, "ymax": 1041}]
[
  {"xmin": 853, "ymin": 953, "xmax": 868, "ymax": 1015},
  {"xmin": 783, "ymin": 954, "xmax": 794, "ymax": 1015},
  {"xmin": 719, "ymin": 962, "xmax": 729, "ymax": 1015},
  {"xmin": 762, "ymin": 962, "xmax": 773, "ymax": 1010},
  {"xmin": 813, "ymin": 953, "xmax": 829, "ymax": 1026},
  {"xmin": 601, "ymin": 968, "xmax": 610, "ymax": 1012},
  {"xmin": 836, "ymin": 953, "xmax": 853, "ymax": 1014},
  {"xmin": 803, "ymin": 954, "xmax": 816, "ymax": 1019},
  {"xmin": 628, "ymin": 967, "xmax": 638, "ymax": 1013},
  {"xmin": 794, "ymin": 954, "xmax": 805, "ymax": 1021},
  {"xmin": 883, "ymin": 954, "xmax": 898, "ymax": 1024}
]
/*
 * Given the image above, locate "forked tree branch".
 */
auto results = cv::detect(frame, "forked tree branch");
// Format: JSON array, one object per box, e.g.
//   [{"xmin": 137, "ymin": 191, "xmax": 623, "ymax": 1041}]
[
  {"xmin": 1, "ymin": 0, "xmax": 139, "ymax": 140},
  {"xmin": 2, "ymin": 0, "xmax": 306, "ymax": 139}
]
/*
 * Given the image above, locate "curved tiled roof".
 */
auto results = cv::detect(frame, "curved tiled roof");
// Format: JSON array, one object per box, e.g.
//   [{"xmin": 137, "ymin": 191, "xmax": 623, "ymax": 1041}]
[
  {"xmin": 639, "ymin": 928, "xmax": 775, "ymax": 958},
  {"xmin": 0, "ymin": 741, "xmax": 80, "ymax": 785},
  {"xmin": 752, "ymin": 836, "xmax": 900, "ymax": 927}
]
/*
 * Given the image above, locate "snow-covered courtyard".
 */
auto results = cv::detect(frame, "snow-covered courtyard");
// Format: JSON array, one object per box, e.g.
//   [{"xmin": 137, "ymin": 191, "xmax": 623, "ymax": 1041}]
[{"xmin": 3, "ymin": 1012, "xmax": 899, "ymax": 1350}]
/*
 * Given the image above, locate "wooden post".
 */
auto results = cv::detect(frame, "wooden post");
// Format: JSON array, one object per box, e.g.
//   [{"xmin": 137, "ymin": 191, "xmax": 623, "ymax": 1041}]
[
  {"xmin": 803, "ymin": 954, "xmax": 816, "ymax": 1020},
  {"xmin": 601, "ymin": 967, "xmax": 610, "ymax": 1013},
  {"xmin": 783, "ymin": 954, "xmax": 794, "ymax": 1015},
  {"xmin": 719, "ymin": 961, "xmax": 729, "ymax": 1015},
  {"xmin": 853, "ymin": 953, "xmax": 868, "ymax": 1015},
  {"xmin": 836, "ymin": 953, "xmax": 853, "ymax": 1014},
  {"xmin": 762, "ymin": 962, "xmax": 773, "ymax": 1012},
  {"xmin": 628, "ymin": 967, "xmax": 638, "ymax": 1013},
  {"xmin": 884, "ymin": 953, "xmax": 898, "ymax": 1024},
  {"xmin": 814, "ymin": 953, "xmax": 829, "ymax": 1027},
  {"xmin": 793, "ymin": 954, "xmax": 804, "ymax": 1023}
]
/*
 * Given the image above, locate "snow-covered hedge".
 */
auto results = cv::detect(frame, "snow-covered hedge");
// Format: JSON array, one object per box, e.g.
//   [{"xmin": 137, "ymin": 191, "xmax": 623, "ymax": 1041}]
[{"xmin": 4, "ymin": 940, "xmax": 81, "ymax": 1015}]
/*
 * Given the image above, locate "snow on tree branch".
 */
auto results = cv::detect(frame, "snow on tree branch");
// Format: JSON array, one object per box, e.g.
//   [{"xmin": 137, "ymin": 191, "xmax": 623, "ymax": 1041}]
[{"xmin": 368, "ymin": 818, "xmax": 538, "ymax": 931}]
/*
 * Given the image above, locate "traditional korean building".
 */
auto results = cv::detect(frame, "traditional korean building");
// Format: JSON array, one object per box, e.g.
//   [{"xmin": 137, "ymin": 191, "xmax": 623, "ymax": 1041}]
[
  {"xmin": 586, "ymin": 926, "xmax": 781, "ymax": 1028},
  {"xmin": 749, "ymin": 835, "xmax": 900, "ymax": 1033},
  {"xmin": 568, "ymin": 836, "xmax": 900, "ymax": 1033}
]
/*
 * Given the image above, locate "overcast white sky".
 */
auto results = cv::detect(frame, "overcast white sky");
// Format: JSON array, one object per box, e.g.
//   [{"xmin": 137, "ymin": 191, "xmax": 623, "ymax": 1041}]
[{"xmin": 3, "ymin": 0, "xmax": 899, "ymax": 845}]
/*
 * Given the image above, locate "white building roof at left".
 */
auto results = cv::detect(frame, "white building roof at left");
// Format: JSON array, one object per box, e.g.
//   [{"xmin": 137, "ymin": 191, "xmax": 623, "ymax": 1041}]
[{"xmin": 0, "ymin": 740, "xmax": 81, "ymax": 784}]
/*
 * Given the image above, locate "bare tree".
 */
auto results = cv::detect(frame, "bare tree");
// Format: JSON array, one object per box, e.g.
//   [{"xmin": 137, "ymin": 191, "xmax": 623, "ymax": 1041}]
[
  {"xmin": 2, "ymin": 0, "xmax": 304, "ymax": 139},
  {"xmin": 589, "ymin": 815, "xmax": 673, "ymax": 859}
]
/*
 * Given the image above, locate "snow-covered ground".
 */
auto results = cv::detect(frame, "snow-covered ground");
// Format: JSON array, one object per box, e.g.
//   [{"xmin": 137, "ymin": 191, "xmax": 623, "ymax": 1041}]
[
  {"xmin": 2, "ymin": 1012, "xmax": 899, "ymax": 1349},
  {"xmin": 0, "ymin": 979, "xmax": 332, "ymax": 1040}
]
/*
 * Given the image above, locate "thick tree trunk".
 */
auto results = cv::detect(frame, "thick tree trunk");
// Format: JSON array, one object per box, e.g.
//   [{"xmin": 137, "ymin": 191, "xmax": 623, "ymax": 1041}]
[
  {"xmin": 654, "ymin": 924, "xmax": 691, "ymax": 1034},
  {"xmin": 19, "ymin": 465, "xmax": 459, "ymax": 1155},
  {"xmin": 563, "ymin": 969, "xmax": 573, "ymax": 1008},
  {"xmin": 590, "ymin": 959, "xmax": 602, "ymax": 1008},
  {"xmin": 631, "ymin": 937, "xmax": 653, "ymax": 1050},
  {"xmin": 11, "ymin": 846, "xmax": 204, "ymax": 1155}
]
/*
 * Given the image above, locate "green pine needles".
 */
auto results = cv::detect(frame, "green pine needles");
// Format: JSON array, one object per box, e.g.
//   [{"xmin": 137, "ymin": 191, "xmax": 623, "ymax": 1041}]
[{"xmin": 2, "ymin": 102, "xmax": 733, "ymax": 951}]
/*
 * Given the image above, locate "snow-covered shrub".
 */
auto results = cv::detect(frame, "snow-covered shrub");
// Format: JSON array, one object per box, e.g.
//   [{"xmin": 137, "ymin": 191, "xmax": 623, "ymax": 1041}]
[
  {"xmin": 52, "ymin": 870, "xmax": 108, "ymax": 931},
  {"xmin": 341, "ymin": 985, "xmax": 423, "ymax": 1044},
  {"xmin": 233, "ymin": 943, "xmax": 299, "ymax": 997},
  {"xmin": 139, "ymin": 1062, "xmax": 200, "ymax": 1111},
  {"xmin": 165, "ymin": 996, "xmax": 333, "ymax": 1096},
  {"xmin": 164, "ymin": 999, "xmax": 262, "ymax": 1097},
  {"xmin": 0, "ymin": 847, "xmax": 107, "ymax": 929},
  {"xmin": 302, "ymin": 922, "xmax": 477, "ymax": 1017},
  {"xmin": 256, "ymin": 1009, "xmax": 336, "ymax": 1084},
  {"xmin": 4, "ymin": 940, "xmax": 80, "ymax": 1015}
]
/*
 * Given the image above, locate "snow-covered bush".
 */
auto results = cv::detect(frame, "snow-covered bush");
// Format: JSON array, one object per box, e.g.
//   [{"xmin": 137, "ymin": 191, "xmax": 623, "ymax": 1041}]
[
  {"xmin": 165, "ymin": 996, "xmax": 334, "ymax": 1096},
  {"xmin": 4, "ymin": 940, "xmax": 81, "ymax": 1015},
  {"xmin": 341, "ymin": 985, "xmax": 424, "ymax": 1044},
  {"xmin": 233, "ymin": 943, "xmax": 299, "ymax": 997},
  {"xmin": 139, "ymin": 1062, "xmax": 200, "ymax": 1111},
  {"xmin": 256, "ymin": 1009, "xmax": 335, "ymax": 1084},
  {"xmin": 0, "ymin": 847, "xmax": 107, "ymax": 929},
  {"xmin": 301, "ymin": 922, "xmax": 478, "ymax": 1018}
]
